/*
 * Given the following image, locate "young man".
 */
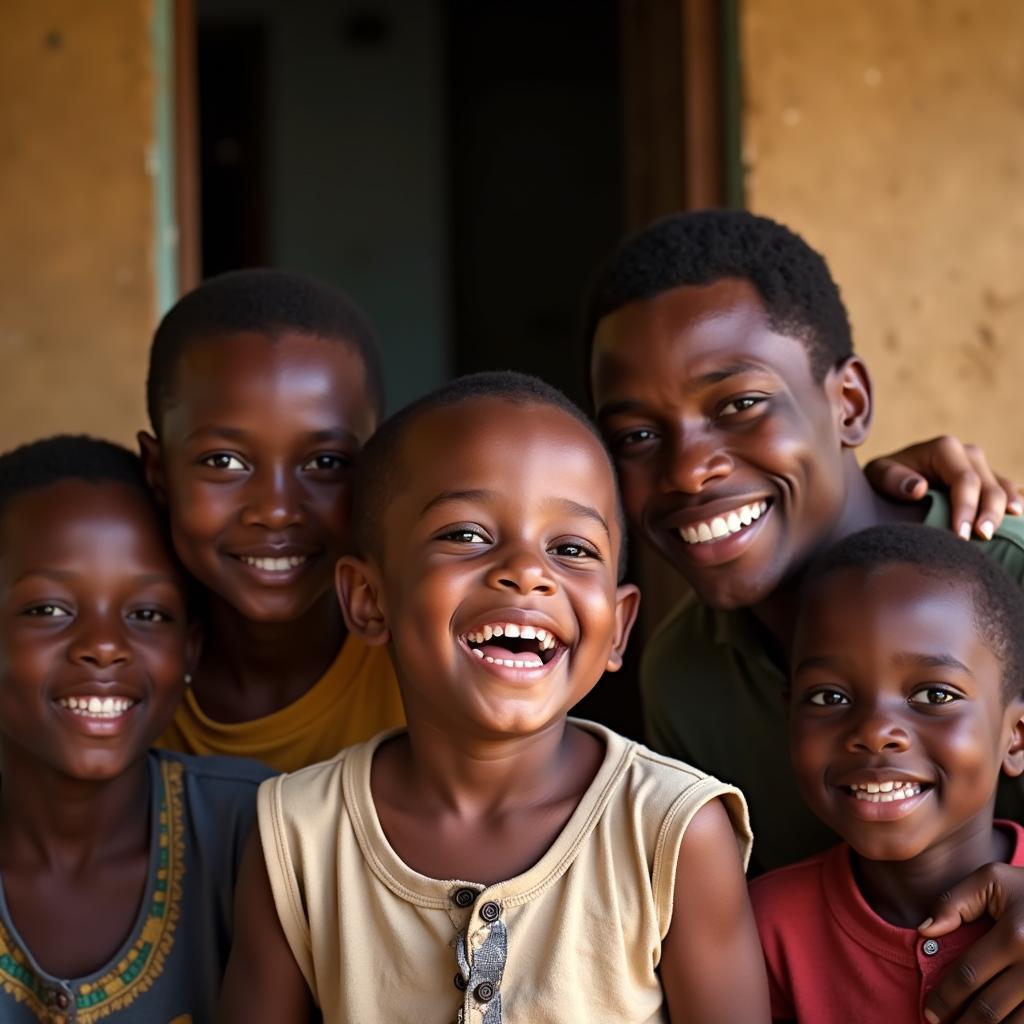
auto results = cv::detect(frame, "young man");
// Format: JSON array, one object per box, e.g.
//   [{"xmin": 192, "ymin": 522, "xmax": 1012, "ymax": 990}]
[
  {"xmin": 751, "ymin": 524, "xmax": 1024, "ymax": 1023},
  {"xmin": 220, "ymin": 373, "xmax": 769, "ymax": 1024},
  {"xmin": 587, "ymin": 209, "xmax": 1024, "ymax": 1021}
]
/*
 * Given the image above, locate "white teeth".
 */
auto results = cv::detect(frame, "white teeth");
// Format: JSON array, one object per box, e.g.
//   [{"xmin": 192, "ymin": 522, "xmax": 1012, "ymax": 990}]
[
  {"xmin": 482, "ymin": 625, "xmax": 493, "ymax": 640},
  {"xmin": 492, "ymin": 625, "xmax": 504, "ymax": 637},
  {"xmin": 465, "ymin": 622, "xmax": 560, "ymax": 652},
  {"xmin": 241, "ymin": 555, "xmax": 307, "ymax": 572},
  {"xmin": 472, "ymin": 648, "xmax": 483, "ymax": 658},
  {"xmin": 504, "ymin": 623, "xmax": 520, "ymax": 638},
  {"xmin": 58, "ymin": 695, "xmax": 136, "ymax": 718},
  {"xmin": 520, "ymin": 625, "xmax": 536, "ymax": 640},
  {"xmin": 848, "ymin": 781, "xmax": 924, "ymax": 803},
  {"xmin": 679, "ymin": 501, "xmax": 769, "ymax": 545}
]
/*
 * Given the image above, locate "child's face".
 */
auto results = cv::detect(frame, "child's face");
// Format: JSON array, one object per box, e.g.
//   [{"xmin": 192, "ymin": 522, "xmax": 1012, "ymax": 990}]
[
  {"xmin": 341, "ymin": 398, "xmax": 639, "ymax": 739},
  {"xmin": 790, "ymin": 564, "xmax": 1024, "ymax": 862},
  {"xmin": 591, "ymin": 278, "xmax": 860, "ymax": 610},
  {"xmin": 141, "ymin": 330, "xmax": 378, "ymax": 624},
  {"xmin": 0, "ymin": 481, "xmax": 191, "ymax": 780}
]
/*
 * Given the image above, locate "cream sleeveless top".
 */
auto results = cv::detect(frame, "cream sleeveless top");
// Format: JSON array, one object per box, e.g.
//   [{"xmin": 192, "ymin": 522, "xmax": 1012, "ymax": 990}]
[{"xmin": 258, "ymin": 720, "xmax": 752, "ymax": 1024}]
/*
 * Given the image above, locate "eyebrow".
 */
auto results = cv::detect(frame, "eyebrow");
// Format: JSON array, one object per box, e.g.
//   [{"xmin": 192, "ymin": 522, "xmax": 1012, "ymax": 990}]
[
  {"xmin": 183, "ymin": 425, "xmax": 358, "ymax": 446},
  {"xmin": 794, "ymin": 652, "xmax": 974, "ymax": 677},
  {"xmin": 420, "ymin": 489, "xmax": 611, "ymax": 537},
  {"xmin": 595, "ymin": 360, "xmax": 771, "ymax": 421},
  {"xmin": 14, "ymin": 569, "xmax": 178, "ymax": 587}
]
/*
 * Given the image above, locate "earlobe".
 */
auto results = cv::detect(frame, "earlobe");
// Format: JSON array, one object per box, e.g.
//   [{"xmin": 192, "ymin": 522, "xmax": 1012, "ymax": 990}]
[
  {"xmin": 605, "ymin": 583, "xmax": 641, "ymax": 672},
  {"xmin": 336, "ymin": 556, "xmax": 390, "ymax": 646},
  {"xmin": 833, "ymin": 356, "xmax": 874, "ymax": 449},
  {"xmin": 137, "ymin": 431, "xmax": 168, "ymax": 505},
  {"xmin": 1001, "ymin": 699, "xmax": 1024, "ymax": 778}
]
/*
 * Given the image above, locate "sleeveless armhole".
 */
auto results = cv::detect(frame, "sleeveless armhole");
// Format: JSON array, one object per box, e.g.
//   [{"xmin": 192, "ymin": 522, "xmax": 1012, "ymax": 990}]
[
  {"xmin": 256, "ymin": 774, "xmax": 319, "ymax": 1001},
  {"xmin": 650, "ymin": 776, "xmax": 752, "ymax": 939}
]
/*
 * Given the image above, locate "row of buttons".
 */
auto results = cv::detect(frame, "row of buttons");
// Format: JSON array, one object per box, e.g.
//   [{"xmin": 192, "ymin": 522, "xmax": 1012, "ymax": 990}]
[
  {"xmin": 453, "ymin": 975, "xmax": 496, "ymax": 1002},
  {"xmin": 452, "ymin": 888, "xmax": 501, "ymax": 922}
]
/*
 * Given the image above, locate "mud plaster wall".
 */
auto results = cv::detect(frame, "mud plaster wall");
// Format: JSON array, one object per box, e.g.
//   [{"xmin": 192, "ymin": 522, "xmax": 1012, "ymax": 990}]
[
  {"xmin": 0, "ymin": 1, "xmax": 156, "ymax": 449},
  {"xmin": 741, "ymin": 0, "xmax": 1024, "ymax": 477}
]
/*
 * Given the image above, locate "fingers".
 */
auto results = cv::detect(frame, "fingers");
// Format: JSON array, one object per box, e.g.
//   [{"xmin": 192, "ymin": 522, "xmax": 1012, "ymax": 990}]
[
  {"xmin": 926, "ymin": 963, "xmax": 1024, "ymax": 1024},
  {"xmin": 920, "ymin": 866, "xmax": 1007, "ymax": 937},
  {"xmin": 862, "ymin": 457, "xmax": 929, "ymax": 502},
  {"xmin": 996, "ymin": 473, "xmax": 1024, "ymax": 517},
  {"xmin": 958, "ymin": 442, "xmax": 1013, "ymax": 540}
]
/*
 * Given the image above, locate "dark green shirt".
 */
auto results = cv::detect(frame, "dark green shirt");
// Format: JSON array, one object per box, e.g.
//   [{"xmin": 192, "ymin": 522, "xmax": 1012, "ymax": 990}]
[{"xmin": 641, "ymin": 492, "xmax": 1024, "ymax": 875}]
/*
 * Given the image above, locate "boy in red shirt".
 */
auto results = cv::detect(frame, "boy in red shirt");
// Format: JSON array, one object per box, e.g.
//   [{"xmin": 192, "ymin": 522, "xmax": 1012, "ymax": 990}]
[{"xmin": 750, "ymin": 524, "xmax": 1024, "ymax": 1023}]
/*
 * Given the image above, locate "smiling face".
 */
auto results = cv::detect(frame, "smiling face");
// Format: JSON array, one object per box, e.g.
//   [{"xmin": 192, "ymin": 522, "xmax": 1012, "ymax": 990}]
[
  {"xmin": 591, "ymin": 278, "xmax": 864, "ymax": 609},
  {"xmin": 790, "ymin": 564, "xmax": 1024, "ymax": 863},
  {"xmin": 141, "ymin": 330, "xmax": 378, "ymax": 623},
  {"xmin": 338, "ymin": 398, "xmax": 639, "ymax": 740},
  {"xmin": 0, "ymin": 481, "xmax": 190, "ymax": 781}
]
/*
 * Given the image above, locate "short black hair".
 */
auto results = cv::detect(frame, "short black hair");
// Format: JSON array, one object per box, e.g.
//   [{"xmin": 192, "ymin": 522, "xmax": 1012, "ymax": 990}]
[
  {"xmin": 582, "ymin": 209, "xmax": 853, "ymax": 386},
  {"xmin": 800, "ymin": 524, "xmax": 1024, "ymax": 701},
  {"xmin": 352, "ymin": 371, "xmax": 628, "ymax": 578},
  {"xmin": 146, "ymin": 268, "xmax": 385, "ymax": 433},
  {"xmin": 0, "ymin": 435, "xmax": 155, "ymax": 526}
]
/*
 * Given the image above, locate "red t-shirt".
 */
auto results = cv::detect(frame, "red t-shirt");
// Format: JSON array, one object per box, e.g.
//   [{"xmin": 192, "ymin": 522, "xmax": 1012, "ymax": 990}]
[{"xmin": 750, "ymin": 820, "xmax": 1024, "ymax": 1024}]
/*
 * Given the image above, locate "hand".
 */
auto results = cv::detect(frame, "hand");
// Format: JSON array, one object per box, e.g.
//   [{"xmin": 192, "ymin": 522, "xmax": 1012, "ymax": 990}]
[
  {"xmin": 864, "ymin": 436, "xmax": 1022, "ymax": 541},
  {"xmin": 918, "ymin": 862, "xmax": 1024, "ymax": 1023}
]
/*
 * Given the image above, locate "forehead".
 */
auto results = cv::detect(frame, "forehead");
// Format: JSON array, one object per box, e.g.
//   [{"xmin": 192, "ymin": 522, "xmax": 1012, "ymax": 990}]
[
  {"xmin": 795, "ymin": 564, "xmax": 991, "ymax": 669},
  {"xmin": 0, "ymin": 481, "xmax": 176, "ymax": 579},
  {"xmin": 396, "ymin": 398, "xmax": 619, "ymax": 519},
  {"xmin": 163, "ymin": 329, "xmax": 376, "ymax": 440},
  {"xmin": 590, "ymin": 278, "xmax": 816, "ymax": 405}
]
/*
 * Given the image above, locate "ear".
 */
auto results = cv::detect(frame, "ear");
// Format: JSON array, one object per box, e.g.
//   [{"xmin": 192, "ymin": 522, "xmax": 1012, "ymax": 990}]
[
  {"xmin": 137, "ymin": 430, "xmax": 168, "ymax": 506},
  {"xmin": 335, "ymin": 555, "xmax": 390, "ymax": 646},
  {"xmin": 828, "ymin": 356, "xmax": 873, "ymax": 449},
  {"xmin": 1001, "ymin": 698, "xmax": 1024, "ymax": 778},
  {"xmin": 605, "ymin": 583, "xmax": 641, "ymax": 673}
]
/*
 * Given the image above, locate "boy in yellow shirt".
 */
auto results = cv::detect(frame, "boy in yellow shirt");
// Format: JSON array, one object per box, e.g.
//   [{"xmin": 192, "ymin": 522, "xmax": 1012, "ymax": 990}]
[{"xmin": 142, "ymin": 269, "xmax": 404, "ymax": 772}]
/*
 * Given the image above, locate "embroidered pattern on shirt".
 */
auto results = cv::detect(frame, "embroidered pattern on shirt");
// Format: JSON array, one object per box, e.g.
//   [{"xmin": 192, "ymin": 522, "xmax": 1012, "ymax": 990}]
[
  {"xmin": 456, "ymin": 916, "xmax": 507, "ymax": 1023},
  {"xmin": 0, "ymin": 759, "xmax": 187, "ymax": 1022}
]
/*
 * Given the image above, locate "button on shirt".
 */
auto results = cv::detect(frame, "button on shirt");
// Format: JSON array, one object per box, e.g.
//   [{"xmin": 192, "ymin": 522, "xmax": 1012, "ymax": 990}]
[{"xmin": 750, "ymin": 820, "xmax": 1024, "ymax": 1024}]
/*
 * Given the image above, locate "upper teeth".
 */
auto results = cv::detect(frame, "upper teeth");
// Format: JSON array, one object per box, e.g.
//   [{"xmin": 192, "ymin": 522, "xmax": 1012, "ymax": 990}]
[
  {"xmin": 58, "ymin": 695, "xmax": 135, "ymax": 717},
  {"xmin": 240, "ymin": 555, "xmax": 307, "ymax": 572},
  {"xmin": 463, "ymin": 623, "xmax": 558, "ymax": 650},
  {"xmin": 679, "ymin": 502, "xmax": 768, "ymax": 544},
  {"xmin": 848, "ymin": 780, "xmax": 924, "ymax": 802}
]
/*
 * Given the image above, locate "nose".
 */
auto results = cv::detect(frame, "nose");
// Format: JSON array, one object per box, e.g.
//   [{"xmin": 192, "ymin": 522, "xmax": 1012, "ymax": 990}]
[
  {"xmin": 845, "ymin": 702, "xmax": 911, "ymax": 755},
  {"xmin": 240, "ymin": 463, "xmax": 305, "ymax": 530},
  {"xmin": 661, "ymin": 426, "xmax": 734, "ymax": 494},
  {"xmin": 68, "ymin": 612, "xmax": 132, "ymax": 670},
  {"xmin": 485, "ymin": 548, "xmax": 557, "ymax": 596}
]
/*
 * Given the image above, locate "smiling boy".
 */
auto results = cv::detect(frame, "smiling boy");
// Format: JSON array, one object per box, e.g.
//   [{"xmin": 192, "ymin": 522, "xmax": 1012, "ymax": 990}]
[
  {"xmin": 749, "ymin": 524, "xmax": 1024, "ymax": 1023},
  {"xmin": 0, "ymin": 436, "xmax": 271, "ymax": 1022},
  {"xmin": 141, "ymin": 270, "xmax": 404, "ymax": 772},
  {"xmin": 220, "ymin": 373, "xmax": 769, "ymax": 1024}
]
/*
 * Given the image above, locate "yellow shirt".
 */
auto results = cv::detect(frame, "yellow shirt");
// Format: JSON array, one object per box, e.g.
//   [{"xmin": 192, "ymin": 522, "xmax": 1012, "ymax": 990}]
[{"xmin": 158, "ymin": 636, "xmax": 405, "ymax": 773}]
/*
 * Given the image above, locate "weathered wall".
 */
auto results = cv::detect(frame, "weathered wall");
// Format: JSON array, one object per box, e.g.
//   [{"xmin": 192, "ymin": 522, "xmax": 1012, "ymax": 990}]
[
  {"xmin": 0, "ymin": 1, "xmax": 156, "ymax": 448},
  {"xmin": 742, "ymin": 0, "xmax": 1024, "ymax": 475}
]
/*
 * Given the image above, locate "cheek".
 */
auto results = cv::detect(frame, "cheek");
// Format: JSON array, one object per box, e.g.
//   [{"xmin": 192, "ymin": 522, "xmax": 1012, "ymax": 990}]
[{"xmin": 612, "ymin": 459, "xmax": 654, "ymax": 527}]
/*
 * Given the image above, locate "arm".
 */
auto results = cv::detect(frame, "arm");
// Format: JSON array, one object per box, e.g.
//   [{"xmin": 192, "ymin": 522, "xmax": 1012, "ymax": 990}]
[
  {"xmin": 660, "ymin": 798, "xmax": 771, "ymax": 1024},
  {"xmin": 864, "ymin": 436, "xmax": 1022, "ymax": 540},
  {"xmin": 918, "ymin": 862, "xmax": 1024, "ymax": 1023},
  {"xmin": 219, "ymin": 826, "xmax": 315, "ymax": 1023}
]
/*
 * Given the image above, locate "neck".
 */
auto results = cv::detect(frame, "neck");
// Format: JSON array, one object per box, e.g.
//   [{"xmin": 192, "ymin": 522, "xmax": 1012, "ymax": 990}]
[
  {"xmin": 194, "ymin": 590, "xmax": 345, "ymax": 711},
  {"xmin": 0, "ymin": 748, "xmax": 150, "ymax": 871},
  {"xmin": 753, "ymin": 456, "xmax": 923, "ymax": 646},
  {"xmin": 852, "ymin": 813, "xmax": 1010, "ymax": 928},
  {"xmin": 393, "ymin": 711, "xmax": 589, "ymax": 818}
]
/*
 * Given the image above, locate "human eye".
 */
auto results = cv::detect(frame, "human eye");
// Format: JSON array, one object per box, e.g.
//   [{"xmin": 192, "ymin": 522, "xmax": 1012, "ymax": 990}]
[
  {"xmin": 718, "ymin": 395, "xmax": 768, "ymax": 418},
  {"xmin": 908, "ymin": 685, "xmax": 961, "ymax": 706},
  {"xmin": 127, "ymin": 607, "xmax": 172, "ymax": 624},
  {"xmin": 301, "ymin": 453, "xmax": 350, "ymax": 473},
  {"xmin": 437, "ymin": 526, "xmax": 489, "ymax": 545},
  {"xmin": 549, "ymin": 538, "xmax": 601, "ymax": 561},
  {"xmin": 806, "ymin": 688, "xmax": 850, "ymax": 707},
  {"xmin": 199, "ymin": 452, "xmax": 247, "ymax": 471},
  {"xmin": 609, "ymin": 426, "xmax": 659, "ymax": 452},
  {"xmin": 23, "ymin": 603, "xmax": 70, "ymax": 619}
]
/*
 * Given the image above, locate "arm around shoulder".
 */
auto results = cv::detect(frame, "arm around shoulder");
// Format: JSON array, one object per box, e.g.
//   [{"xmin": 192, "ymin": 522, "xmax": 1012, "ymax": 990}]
[
  {"xmin": 660, "ymin": 798, "xmax": 771, "ymax": 1024},
  {"xmin": 218, "ymin": 825, "xmax": 315, "ymax": 1023}
]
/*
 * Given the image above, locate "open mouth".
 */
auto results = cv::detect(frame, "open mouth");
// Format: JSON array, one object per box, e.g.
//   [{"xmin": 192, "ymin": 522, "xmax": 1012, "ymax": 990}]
[
  {"xmin": 844, "ymin": 779, "xmax": 932, "ymax": 804},
  {"xmin": 56, "ymin": 695, "xmax": 138, "ymax": 719},
  {"xmin": 460, "ymin": 622, "xmax": 564, "ymax": 669},
  {"xmin": 677, "ymin": 500, "xmax": 770, "ymax": 545}
]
